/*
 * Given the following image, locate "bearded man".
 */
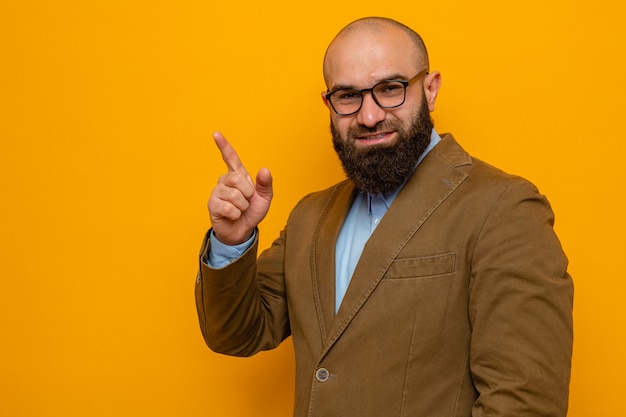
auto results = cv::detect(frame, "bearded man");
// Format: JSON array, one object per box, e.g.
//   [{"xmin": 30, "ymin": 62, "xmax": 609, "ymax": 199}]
[{"xmin": 196, "ymin": 16, "xmax": 573, "ymax": 417}]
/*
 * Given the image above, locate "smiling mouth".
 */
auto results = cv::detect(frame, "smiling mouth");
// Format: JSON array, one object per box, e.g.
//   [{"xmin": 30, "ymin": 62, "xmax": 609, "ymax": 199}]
[
  {"xmin": 355, "ymin": 131, "xmax": 395, "ymax": 142},
  {"xmin": 360, "ymin": 132, "xmax": 388, "ymax": 140}
]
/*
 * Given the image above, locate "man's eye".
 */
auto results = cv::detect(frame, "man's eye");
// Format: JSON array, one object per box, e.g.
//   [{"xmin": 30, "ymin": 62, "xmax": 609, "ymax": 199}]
[
  {"xmin": 377, "ymin": 83, "xmax": 403, "ymax": 95},
  {"xmin": 334, "ymin": 90, "xmax": 360, "ymax": 101}
]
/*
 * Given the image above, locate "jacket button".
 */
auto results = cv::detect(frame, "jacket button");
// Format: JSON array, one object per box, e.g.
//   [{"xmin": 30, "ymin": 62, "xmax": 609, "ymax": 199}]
[{"xmin": 315, "ymin": 368, "xmax": 330, "ymax": 382}]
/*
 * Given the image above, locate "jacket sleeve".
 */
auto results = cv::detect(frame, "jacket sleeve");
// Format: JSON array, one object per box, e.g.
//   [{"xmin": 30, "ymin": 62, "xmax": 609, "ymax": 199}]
[
  {"xmin": 468, "ymin": 179, "xmax": 573, "ymax": 416},
  {"xmin": 195, "ymin": 228, "xmax": 291, "ymax": 357}
]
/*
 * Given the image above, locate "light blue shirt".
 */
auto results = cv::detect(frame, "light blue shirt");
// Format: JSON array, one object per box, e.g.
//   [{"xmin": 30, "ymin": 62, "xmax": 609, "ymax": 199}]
[{"xmin": 207, "ymin": 130, "xmax": 442, "ymax": 313}]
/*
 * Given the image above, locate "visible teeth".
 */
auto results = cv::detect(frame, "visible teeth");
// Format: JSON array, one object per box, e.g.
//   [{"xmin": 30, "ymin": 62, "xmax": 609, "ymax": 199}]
[{"xmin": 366, "ymin": 133, "xmax": 386, "ymax": 140}]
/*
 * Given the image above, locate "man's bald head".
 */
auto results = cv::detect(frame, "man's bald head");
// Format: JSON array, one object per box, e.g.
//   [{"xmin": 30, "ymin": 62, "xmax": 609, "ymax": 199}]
[{"xmin": 323, "ymin": 17, "xmax": 429, "ymax": 85}]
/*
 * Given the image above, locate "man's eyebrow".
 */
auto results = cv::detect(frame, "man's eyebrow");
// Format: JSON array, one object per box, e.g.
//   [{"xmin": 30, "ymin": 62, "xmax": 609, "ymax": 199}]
[
  {"xmin": 328, "ymin": 83, "xmax": 355, "ymax": 92},
  {"xmin": 329, "ymin": 73, "xmax": 409, "ymax": 91}
]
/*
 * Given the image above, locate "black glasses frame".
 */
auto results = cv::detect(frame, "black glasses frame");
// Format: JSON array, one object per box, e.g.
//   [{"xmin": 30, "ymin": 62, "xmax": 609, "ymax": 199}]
[{"xmin": 325, "ymin": 69, "xmax": 429, "ymax": 116}]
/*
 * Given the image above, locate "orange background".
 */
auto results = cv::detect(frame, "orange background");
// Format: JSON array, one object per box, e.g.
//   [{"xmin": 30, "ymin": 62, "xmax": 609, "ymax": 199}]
[{"xmin": 1, "ymin": 1, "xmax": 624, "ymax": 416}]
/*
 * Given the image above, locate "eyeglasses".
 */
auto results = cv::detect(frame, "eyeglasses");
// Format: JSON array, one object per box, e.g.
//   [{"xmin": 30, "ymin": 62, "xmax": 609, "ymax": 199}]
[{"xmin": 325, "ymin": 69, "xmax": 428, "ymax": 116}]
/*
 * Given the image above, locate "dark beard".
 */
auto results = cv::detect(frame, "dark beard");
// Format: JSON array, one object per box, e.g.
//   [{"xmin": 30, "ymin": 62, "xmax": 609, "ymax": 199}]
[{"xmin": 331, "ymin": 101, "xmax": 434, "ymax": 195}]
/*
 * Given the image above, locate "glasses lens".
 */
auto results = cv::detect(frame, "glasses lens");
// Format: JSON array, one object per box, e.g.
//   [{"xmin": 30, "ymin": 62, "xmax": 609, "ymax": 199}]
[
  {"xmin": 330, "ymin": 89, "xmax": 361, "ymax": 115},
  {"xmin": 373, "ymin": 81, "xmax": 406, "ymax": 108}
]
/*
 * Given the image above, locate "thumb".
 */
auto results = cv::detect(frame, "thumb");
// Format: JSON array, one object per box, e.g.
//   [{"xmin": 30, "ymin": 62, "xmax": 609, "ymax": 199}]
[{"xmin": 255, "ymin": 167, "xmax": 273, "ymax": 201}]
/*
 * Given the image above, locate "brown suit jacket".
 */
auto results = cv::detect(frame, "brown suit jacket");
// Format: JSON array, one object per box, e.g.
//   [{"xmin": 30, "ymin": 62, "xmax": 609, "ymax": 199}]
[{"xmin": 196, "ymin": 133, "xmax": 573, "ymax": 417}]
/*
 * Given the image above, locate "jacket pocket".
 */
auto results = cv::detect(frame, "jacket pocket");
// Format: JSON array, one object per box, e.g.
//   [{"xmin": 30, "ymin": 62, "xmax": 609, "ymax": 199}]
[{"xmin": 384, "ymin": 252, "xmax": 456, "ymax": 279}]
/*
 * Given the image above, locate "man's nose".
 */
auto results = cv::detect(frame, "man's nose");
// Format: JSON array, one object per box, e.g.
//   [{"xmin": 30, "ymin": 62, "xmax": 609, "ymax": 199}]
[{"xmin": 356, "ymin": 92, "xmax": 386, "ymax": 127}]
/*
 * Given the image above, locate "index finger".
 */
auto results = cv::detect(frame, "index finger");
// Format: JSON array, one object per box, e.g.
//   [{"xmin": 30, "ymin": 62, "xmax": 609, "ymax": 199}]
[{"xmin": 212, "ymin": 131, "xmax": 247, "ymax": 174}]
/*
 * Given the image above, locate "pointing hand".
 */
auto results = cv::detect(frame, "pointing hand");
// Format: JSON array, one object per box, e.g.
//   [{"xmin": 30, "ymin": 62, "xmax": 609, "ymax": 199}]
[{"xmin": 207, "ymin": 132, "xmax": 273, "ymax": 246}]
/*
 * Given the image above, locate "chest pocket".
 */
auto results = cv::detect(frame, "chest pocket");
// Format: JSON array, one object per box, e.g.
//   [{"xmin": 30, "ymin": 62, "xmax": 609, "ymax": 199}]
[{"xmin": 384, "ymin": 252, "xmax": 456, "ymax": 280}]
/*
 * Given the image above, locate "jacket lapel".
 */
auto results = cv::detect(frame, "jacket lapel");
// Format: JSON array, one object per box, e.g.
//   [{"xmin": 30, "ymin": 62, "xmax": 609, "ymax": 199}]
[
  {"xmin": 310, "ymin": 180, "xmax": 356, "ymax": 343},
  {"xmin": 319, "ymin": 134, "xmax": 472, "ymax": 355}
]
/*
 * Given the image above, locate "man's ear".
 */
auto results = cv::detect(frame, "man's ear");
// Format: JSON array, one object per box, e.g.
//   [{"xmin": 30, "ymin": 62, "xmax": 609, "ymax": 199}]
[
  {"xmin": 423, "ymin": 71, "xmax": 442, "ymax": 112},
  {"xmin": 321, "ymin": 91, "xmax": 331, "ymax": 109}
]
